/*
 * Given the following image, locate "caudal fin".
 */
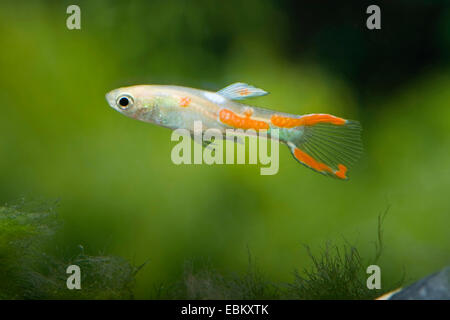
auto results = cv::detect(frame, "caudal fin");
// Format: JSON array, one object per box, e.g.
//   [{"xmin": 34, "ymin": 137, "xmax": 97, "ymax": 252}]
[{"xmin": 286, "ymin": 115, "xmax": 363, "ymax": 180}]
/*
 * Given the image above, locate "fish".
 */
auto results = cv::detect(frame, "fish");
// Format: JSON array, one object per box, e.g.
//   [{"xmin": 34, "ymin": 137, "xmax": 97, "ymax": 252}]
[{"xmin": 106, "ymin": 82, "xmax": 362, "ymax": 179}]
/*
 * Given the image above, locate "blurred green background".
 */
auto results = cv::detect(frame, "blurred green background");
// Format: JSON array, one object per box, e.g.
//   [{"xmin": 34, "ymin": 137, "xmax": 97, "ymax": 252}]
[{"xmin": 0, "ymin": 0, "xmax": 449, "ymax": 298}]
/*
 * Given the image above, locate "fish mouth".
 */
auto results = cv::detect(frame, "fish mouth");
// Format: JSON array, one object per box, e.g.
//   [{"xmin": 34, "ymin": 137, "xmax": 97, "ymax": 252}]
[{"xmin": 105, "ymin": 91, "xmax": 117, "ymax": 109}]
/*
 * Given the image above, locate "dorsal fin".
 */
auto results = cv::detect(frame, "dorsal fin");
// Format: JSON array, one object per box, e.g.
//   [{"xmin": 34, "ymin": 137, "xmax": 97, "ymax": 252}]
[{"xmin": 217, "ymin": 82, "xmax": 269, "ymax": 100}]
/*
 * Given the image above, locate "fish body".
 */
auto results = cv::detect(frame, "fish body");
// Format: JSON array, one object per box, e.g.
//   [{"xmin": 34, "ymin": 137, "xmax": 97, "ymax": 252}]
[{"xmin": 106, "ymin": 82, "xmax": 362, "ymax": 179}]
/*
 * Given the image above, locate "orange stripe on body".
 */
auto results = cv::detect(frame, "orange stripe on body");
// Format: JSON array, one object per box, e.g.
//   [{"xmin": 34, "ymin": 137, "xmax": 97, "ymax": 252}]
[
  {"xmin": 271, "ymin": 114, "xmax": 346, "ymax": 128},
  {"xmin": 293, "ymin": 148, "xmax": 348, "ymax": 179},
  {"xmin": 219, "ymin": 109, "xmax": 269, "ymax": 130}
]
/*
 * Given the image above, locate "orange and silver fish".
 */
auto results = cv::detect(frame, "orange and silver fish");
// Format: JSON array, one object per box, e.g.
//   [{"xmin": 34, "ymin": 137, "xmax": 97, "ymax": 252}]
[{"xmin": 106, "ymin": 82, "xmax": 362, "ymax": 179}]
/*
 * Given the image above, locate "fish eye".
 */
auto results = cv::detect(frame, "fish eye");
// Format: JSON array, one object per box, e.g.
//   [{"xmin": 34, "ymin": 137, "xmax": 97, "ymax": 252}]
[{"xmin": 116, "ymin": 94, "xmax": 134, "ymax": 110}]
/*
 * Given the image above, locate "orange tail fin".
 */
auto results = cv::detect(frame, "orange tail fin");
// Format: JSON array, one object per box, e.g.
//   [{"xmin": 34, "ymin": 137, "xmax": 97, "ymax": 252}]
[{"xmin": 286, "ymin": 116, "xmax": 362, "ymax": 180}]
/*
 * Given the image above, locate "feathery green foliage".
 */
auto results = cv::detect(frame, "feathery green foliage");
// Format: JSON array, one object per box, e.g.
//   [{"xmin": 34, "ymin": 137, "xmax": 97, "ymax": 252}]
[
  {"xmin": 0, "ymin": 199, "xmax": 398, "ymax": 299},
  {"xmin": 151, "ymin": 211, "xmax": 398, "ymax": 300},
  {"xmin": 153, "ymin": 255, "xmax": 281, "ymax": 300},
  {"xmin": 288, "ymin": 243, "xmax": 375, "ymax": 299},
  {"xmin": 0, "ymin": 199, "xmax": 138, "ymax": 299}
]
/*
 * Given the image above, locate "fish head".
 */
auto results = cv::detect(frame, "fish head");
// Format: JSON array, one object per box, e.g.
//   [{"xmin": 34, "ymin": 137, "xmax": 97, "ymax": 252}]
[{"xmin": 106, "ymin": 85, "xmax": 158, "ymax": 121}]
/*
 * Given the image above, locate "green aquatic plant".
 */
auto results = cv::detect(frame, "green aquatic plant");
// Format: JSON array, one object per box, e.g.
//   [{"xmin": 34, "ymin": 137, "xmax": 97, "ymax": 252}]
[
  {"xmin": 0, "ymin": 199, "xmax": 398, "ymax": 300},
  {"xmin": 0, "ymin": 199, "xmax": 139, "ymax": 299},
  {"xmin": 288, "ymin": 242, "xmax": 375, "ymax": 299},
  {"xmin": 156, "ymin": 254, "xmax": 282, "ymax": 300},
  {"xmin": 287, "ymin": 208, "xmax": 396, "ymax": 300},
  {"xmin": 151, "ymin": 210, "xmax": 398, "ymax": 300}
]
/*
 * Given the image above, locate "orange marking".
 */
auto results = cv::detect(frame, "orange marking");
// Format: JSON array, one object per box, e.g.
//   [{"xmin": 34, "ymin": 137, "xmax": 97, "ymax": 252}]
[
  {"xmin": 271, "ymin": 114, "xmax": 346, "ymax": 128},
  {"xmin": 301, "ymin": 114, "xmax": 346, "ymax": 126},
  {"xmin": 335, "ymin": 164, "xmax": 348, "ymax": 180},
  {"xmin": 293, "ymin": 148, "xmax": 348, "ymax": 179},
  {"xmin": 219, "ymin": 109, "xmax": 269, "ymax": 130},
  {"xmin": 239, "ymin": 88, "xmax": 249, "ymax": 96},
  {"xmin": 243, "ymin": 108, "xmax": 253, "ymax": 117},
  {"xmin": 179, "ymin": 96, "xmax": 191, "ymax": 107},
  {"xmin": 270, "ymin": 115, "xmax": 302, "ymax": 128},
  {"xmin": 293, "ymin": 148, "xmax": 333, "ymax": 173}
]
